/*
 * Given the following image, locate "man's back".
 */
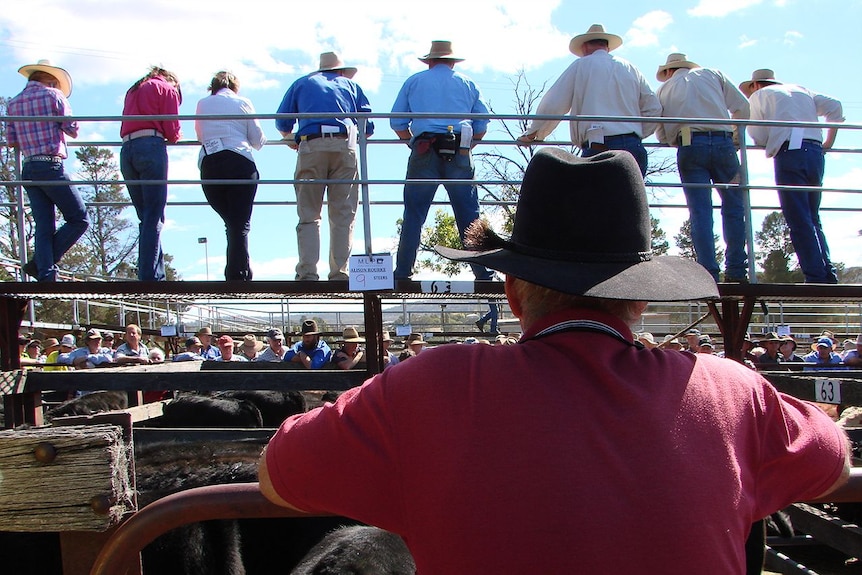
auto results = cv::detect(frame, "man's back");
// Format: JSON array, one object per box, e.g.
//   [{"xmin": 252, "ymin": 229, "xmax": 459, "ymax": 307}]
[{"xmin": 264, "ymin": 309, "xmax": 845, "ymax": 574}]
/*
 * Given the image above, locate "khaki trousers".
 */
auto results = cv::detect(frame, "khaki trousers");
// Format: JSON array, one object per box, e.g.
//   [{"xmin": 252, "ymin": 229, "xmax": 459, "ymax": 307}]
[{"xmin": 293, "ymin": 137, "xmax": 359, "ymax": 280}]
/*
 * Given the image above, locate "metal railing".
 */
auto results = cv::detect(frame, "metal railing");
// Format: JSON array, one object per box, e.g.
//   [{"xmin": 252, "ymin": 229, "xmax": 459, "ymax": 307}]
[{"xmin": 2, "ymin": 111, "xmax": 861, "ymax": 334}]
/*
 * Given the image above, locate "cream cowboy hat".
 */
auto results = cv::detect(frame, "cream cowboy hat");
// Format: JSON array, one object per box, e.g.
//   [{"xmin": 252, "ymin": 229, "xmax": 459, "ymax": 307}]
[
  {"xmin": 316, "ymin": 52, "xmax": 357, "ymax": 79},
  {"xmin": 339, "ymin": 326, "xmax": 365, "ymax": 343},
  {"xmin": 18, "ymin": 59, "xmax": 73, "ymax": 97},
  {"xmin": 569, "ymin": 24, "xmax": 623, "ymax": 57},
  {"xmin": 656, "ymin": 53, "xmax": 700, "ymax": 82},
  {"xmin": 739, "ymin": 69, "xmax": 782, "ymax": 98},
  {"xmin": 241, "ymin": 334, "xmax": 264, "ymax": 352},
  {"xmin": 418, "ymin": 40, "xmax": 465, "ymax": 63}
]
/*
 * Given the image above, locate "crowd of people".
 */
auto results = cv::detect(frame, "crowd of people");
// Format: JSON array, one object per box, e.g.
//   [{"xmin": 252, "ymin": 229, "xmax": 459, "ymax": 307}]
[
  {"xmin": 633, "ymin": 328, "xmax": 862, "ymax": 369},
  {"xmin": 6, "ymin": 27, "xmax": 847, "ymax": 285}
]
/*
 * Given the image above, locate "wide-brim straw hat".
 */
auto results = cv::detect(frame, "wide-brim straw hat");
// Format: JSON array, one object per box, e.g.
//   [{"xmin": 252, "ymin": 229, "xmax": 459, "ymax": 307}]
[
  {"xmin": 406, "ymin": 333, "xmax": 428, "ymax": 346},
  {"xmin": 316, "ymin": 51, "xmax": 357, "ymax": 79},
  {"xmin": 436, "ymin": 149, "xmax": 718, "ymax": 302},
  {"xmin": 656, "ymin": 53, "xmax": 700, "ymax": 82},
  {"xmin": 739, "ymin": 68, "xmax": 782, "ymax": 98},
  {"xmin": 339, "ymin": 326, "xmax": 365, "ymax": 343},
  {"xmin": 241, "ymin": 334, "xmax": 264, "ymax": 352},
  {"xmin": 18, "ymin": 59, "xmax": 73, "ymax": 97},
  {"xmin": 418, "ymin": 40, "xmax": 465, "ymax": 63},
  {"xmin": 569, "ymin": 24, "xmax": 623, "ymax": 57}
]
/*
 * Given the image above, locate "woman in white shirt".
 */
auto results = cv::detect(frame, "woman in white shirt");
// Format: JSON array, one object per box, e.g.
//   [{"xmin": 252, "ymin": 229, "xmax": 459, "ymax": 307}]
[{"xmin": 195, "ymin": 71, "xmax": 266, "ymax": 280}]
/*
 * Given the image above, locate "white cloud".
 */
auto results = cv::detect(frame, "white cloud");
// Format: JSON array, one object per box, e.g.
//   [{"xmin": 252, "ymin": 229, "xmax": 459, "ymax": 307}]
[
  {"xmin": 738, "ymin": 35, "xmax": 758, "ymax": 49},
  {"xmin": 0, "ymin": 0, "xmax": 572, "ymax": 94},
  {"xmin": 624, "ymin": 11, "xmax": 673, "ymax": 48},
  {"xmin": 783, "ymin": 31, "xmax": 803, "ymax": 46},
  {"xmin": 687, "ymin": 0, "xmax": 763, "ymax": 18}
]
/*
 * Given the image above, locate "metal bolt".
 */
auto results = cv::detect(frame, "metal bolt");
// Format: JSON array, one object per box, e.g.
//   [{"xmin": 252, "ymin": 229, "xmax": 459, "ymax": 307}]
[{"xmin": 33, "ymin": 442, "xmax": 57, "ymax": 463}]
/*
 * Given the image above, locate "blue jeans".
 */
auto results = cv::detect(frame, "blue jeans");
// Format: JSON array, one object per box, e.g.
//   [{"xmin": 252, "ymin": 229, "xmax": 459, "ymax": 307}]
[
  {"xmin": 581, "ymin": 133, "xmax": 648, "ymax": 176},
  {"xmin": 773, "ymin": 141, "xmax": 837, "ymax": 283},
  {"xmin": 677, "ymin": 133, "xmax": 747, "ymax": 281},
  {"xmin": 121, "ymin": 137, "xmax": 168, "ymax": 281},
  {"xmin": 22, "ymin": 159, "xmax": 90, "ymax": 281},
  {"xmin": 479, "ymin": 303, "xmax": 499, "ymax": 333},
  {"xmin": 395, "ymin": 143, "xmax": 492, "ymax": 280},
  {"xmin": 201, "ymin": 151, "xmax": 258, "ymax": 280}
]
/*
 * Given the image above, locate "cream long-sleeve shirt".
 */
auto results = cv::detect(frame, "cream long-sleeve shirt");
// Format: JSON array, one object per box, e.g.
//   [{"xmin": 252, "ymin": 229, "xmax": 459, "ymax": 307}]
[
  {"xmin": 655, "ymin": 67, "xmax": 750, "ymax": 146},
  {"xmin": 522, "ymin": 49, "xmax": 661, "ymax": 144},
  {"xmin": 748, "ymin": 83, "xmax": 844, "ymax": 158},
  {"xmin": 195, "ymin": 88, "xmax": 267, "ymax": 168}
]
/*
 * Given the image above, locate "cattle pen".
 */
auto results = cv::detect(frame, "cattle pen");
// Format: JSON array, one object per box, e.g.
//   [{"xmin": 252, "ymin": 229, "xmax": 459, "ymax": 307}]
[{"xmin": 0, "ymin": 280, "xmax": 861, "ymax": 574}]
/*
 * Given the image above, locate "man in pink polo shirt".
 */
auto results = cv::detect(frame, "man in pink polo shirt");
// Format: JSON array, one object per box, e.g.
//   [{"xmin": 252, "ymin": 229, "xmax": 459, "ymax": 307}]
[{"xmin": 260, "ymin": 149, "xmax": 848, "ymax": 574}]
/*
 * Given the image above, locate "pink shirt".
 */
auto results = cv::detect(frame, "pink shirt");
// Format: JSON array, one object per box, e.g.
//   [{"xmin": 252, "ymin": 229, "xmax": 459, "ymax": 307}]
[
  {"xmin": 266, "ymin": 308, "xmax": 846, "ymax": 574},
  {"xmin": 120, "ymin": 75, "xmax": 182, "ymax": 143}
]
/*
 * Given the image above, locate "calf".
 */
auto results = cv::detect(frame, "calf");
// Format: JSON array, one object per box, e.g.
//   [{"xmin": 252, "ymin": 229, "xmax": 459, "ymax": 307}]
[
  {"xmin": 215, "ymin": 390, "xmax": 307, "ymax": 427},
  {"xmin": 157, "ymin": 394, "xmax": 263, "ymax": 428},
  {"xmin": 45, "ymin": 390, "xmax": 128, "ymax": 420},
  {"xmin": 290, "ymin": 525, "xmax": 415, "ymax": 575}
]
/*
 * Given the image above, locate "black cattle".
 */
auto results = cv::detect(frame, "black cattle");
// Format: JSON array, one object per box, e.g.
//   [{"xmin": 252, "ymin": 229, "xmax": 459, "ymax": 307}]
[
  {"xmin": 44, "ymin": 390, "xmax": 128, "ymax": 420},
  {"xmin": 290, "ymin": 525, "xmax": 415, "ymax": 575},
  {"xmin": 157, "ymin": 394, "xmax": 263, "ymax": 428},
  {"xmin": 214, "ymin": 390, "xmax": 307, "ymax": 427},
  {"xmin": 136, "ymin": 441, "xmax": 260, "ymax": 575}
]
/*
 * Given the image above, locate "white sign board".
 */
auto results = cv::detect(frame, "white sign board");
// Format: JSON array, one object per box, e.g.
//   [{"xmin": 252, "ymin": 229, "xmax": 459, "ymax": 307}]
[
  {"xmin": 349, "ymin": 254, "xmax": 393, "ymax": 291},
  {"xmin": 815, "ymin": 379, "xmax": 842, "ymax": 404}
]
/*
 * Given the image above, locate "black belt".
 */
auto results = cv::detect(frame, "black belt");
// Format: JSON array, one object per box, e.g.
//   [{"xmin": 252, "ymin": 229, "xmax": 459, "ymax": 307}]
[
  {"xmin": 690, "ymin": 131, "xmax": 732, "ymax": 138},
  {"xmin": 24, "ymin": 154, "xmax": 64, "ymax": 163},
  {"xmin": 779, "ymin": 139, "xmax": 821, "ymax": 151},
  {"xmin": 300, "ymin": 132, "xmax": 348, "ymax": 141},
  {"xmin": 581, "ymin": 132, "xmax": 639, "ymax": 150},
  {"xmin": 417, "ymin": 132, "xmax": 461, "ymax": 140}
]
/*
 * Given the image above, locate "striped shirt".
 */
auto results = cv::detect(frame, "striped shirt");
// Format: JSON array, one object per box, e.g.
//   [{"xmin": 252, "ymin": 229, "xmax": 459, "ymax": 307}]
[{"xmin": 6, "ymin": 81, "xmax": 77, "ymax": 158}]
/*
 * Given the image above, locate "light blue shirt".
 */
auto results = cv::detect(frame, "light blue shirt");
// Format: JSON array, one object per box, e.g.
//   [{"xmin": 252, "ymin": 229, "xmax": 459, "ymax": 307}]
[{"xmin": 390, "ymin": 64, "xmax": 490, "ymax": 138}]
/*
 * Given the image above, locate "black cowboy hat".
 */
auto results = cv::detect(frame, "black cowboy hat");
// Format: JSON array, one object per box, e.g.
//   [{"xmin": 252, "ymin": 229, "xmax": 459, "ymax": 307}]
[{"xmin": 435, "ymin": 149, "xmax": 718, "ymax": 301}]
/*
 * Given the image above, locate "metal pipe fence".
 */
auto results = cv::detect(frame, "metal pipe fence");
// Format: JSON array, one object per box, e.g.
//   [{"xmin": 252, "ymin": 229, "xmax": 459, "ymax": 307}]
[{"xmin": 2, "ymin": 111, "xmax": 861, "ymax": 335}]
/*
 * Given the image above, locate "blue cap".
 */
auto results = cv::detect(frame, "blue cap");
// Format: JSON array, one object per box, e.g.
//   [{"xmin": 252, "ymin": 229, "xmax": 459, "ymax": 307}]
[{"xmin": 816, "ymin": 337, "xmax": 834, "ymax": 348}]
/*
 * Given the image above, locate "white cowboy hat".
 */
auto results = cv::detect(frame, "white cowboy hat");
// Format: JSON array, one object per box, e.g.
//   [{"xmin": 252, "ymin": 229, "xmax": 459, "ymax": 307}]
[
  {"xmin": 418, "ymin": 40, "xmax": 465, "ymax": 63},
  {"xmin": 739, "ymin": 69, "xmax": 782, "ymax": 98},
  {"xmin": 656, "ymin": 53, "xmax": 700, "ymax": 82},
  {"xmin": 569, "ymin": 24, "xmax": 623, "ymax": 57},
  {"xmin": 18, "ymin": 59, "xmax": 73, "ymax": 97},
  {"xmin": 316, "ymin": 52, "xmax": 357, "ymax": 79}
]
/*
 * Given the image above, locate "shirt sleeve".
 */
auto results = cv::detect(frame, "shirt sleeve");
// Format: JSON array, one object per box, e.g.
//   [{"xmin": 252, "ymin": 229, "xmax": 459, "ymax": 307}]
[
  {"xmin": 389, "ymin": 80, "xmax": 412, "ymax": 132},
  {"xmin": 275, "ymin": 85, "xmax": 298, "ymax": 134},
  {"xmin": 747, "ymin": 92, "xmax": 769, "ymax": 147},
  {"xmin": 355, "ymin": 85, "xmax": 374, "ymax": 136},
  {"xmin": 753, "ymin": 384, "xmax": 848, "ymax": 516},
  {"xmin": 470, "ymin": 82, "xmax": 491, "ymax": 135},
  {"xmin": 812, "ymin": 92, "xmax": 844, "ymax": 123},
  {"xmin": 524, "ymin": 62, "xmax": 576, "ymax": 138},
  {"xmin": 57, "ymin": 93, "xmax": 78, "ymax": 137},
  {"xmin": 159, "ymin": 84, "xmax": 183, "ymax": 143},
  {"xmin": 242, "ymin": 99, "xmax": 267, "ymax": 150},
  {"xmin": 264, "ymin": 375, "xmax": 404, "ymax": 530}
]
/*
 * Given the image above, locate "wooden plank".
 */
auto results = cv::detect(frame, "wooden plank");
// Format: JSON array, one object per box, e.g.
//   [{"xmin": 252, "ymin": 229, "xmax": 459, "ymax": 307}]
[
  {"xmin": 0, "ymin": 424, "xmax": 135, "ymax": 532},
  {"xmin": 786, "ymin": 503, "xmax": 862, "ymax": 559},
  {"xmin": 17, "ymin": 363, "xmax": 368, "ymax": 393}
]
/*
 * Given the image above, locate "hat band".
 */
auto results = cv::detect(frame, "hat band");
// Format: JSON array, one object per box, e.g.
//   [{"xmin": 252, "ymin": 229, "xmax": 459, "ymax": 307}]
[{"xmin": 502, "ymin": 237, "xmax": 653, "ymax": 264}]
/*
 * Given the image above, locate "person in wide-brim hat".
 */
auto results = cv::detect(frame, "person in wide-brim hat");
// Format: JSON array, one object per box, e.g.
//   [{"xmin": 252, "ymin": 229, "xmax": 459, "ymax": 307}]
[
  {"xmin": 338, "ymin": 326, "xmax": 365, "ymax": 343},
  {"xmin": 739, "ymin": 68, "xmax": 782, "ymax": 98},
  {"xmin": 18, "ymin": 59, "xmax": 73, "ymax": 97},
  {"xmin": 569, "ymin": 24, "xmax": 623, "ymax": 57},
  {"xmin": 436, "ymin": 149, "xmax": 718, "ymax": 302},
  {"xmin": 418, "ymin": 40, "xmax": 465, "ymax": 63},
  {"xmin": 316, "ymin": 51, "xmax": 357, "ymax": 79},
  {"xmin": 656, "ymin": 53, "xmax": 700, "ymax": 82}
]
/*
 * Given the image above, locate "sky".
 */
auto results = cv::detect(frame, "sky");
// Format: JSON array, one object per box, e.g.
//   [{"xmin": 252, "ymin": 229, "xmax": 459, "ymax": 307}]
[{"xmin": 2, "ymin": 0, "xmax": 861, "ymax": 284}]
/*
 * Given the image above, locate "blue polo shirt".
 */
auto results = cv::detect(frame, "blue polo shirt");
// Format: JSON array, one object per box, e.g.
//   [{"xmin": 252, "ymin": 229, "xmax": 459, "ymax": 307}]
[
  {"xmin": 275, "ymin": 71, "xmax": 374, "ymax": 140},
  {"xmin": 284, "ymin": 339, "xmax": 332, "ymax": 369}
]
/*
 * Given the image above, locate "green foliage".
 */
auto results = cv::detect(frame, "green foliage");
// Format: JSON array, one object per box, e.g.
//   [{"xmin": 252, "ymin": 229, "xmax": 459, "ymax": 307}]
[
  {"xmin": 754, "ymin": 211, "xmax": 802, "ymax": 283},
  {"xmin": 0, "ymin": 96, "xmax": 35, "ymax": 278},
  {"xmin": 650, "ymin": 215, "xmax": 669, "ymax": 255}
]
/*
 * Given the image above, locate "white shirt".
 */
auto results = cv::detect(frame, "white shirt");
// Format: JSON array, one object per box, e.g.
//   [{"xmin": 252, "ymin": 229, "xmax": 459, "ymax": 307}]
[
  {"xmin": 522, "ymin": 49, "xmax": 661, "ymax": 143},
  {"xmin": 655, "ymin": 68, "xmax": 750, "ymax": 146},
  {"xmin": 195, "ymin": 88, "xmax": 267, "ymax": 167},
  {"xmin": 748, "ymin": 83, "xmax": 844, "ymax": 158}
]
